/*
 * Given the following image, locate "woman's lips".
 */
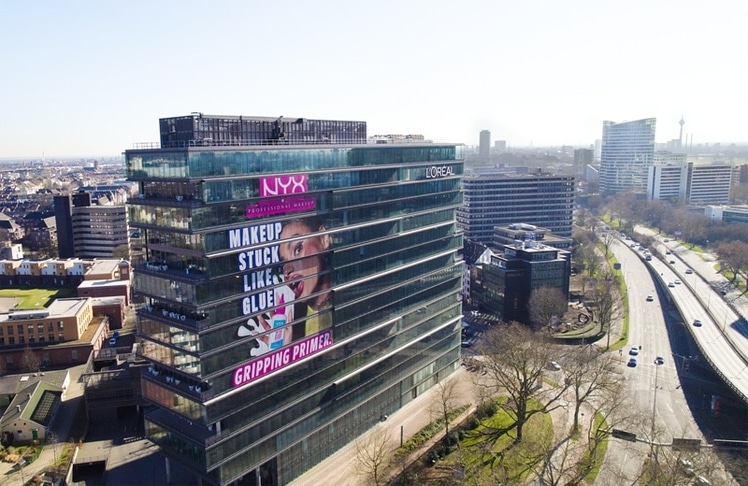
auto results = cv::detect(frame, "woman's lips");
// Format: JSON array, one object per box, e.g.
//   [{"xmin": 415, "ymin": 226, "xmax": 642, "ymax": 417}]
[{"xmin": 289, "ymin": 275, "xmax": 304, "ymax": 298}]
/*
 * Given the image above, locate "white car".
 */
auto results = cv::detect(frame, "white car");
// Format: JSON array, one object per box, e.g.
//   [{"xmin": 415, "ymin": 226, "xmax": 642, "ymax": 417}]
[
  {"xmin": 685, "ymin": 268, "xmax": 693, "ymax": 274},
  {"xmin": 674, "ymin": 279, "xmax": 681, "ymax": 285}
]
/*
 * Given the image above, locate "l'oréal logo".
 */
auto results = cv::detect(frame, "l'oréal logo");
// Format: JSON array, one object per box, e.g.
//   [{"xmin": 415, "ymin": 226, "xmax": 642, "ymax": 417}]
[
  {"xmin": 260, "ymin": 175, "xmax": 308, "ymax": 197},
  {"xmin": 425, "ymin": 166, "xmax": 454, "ymax": 179}
]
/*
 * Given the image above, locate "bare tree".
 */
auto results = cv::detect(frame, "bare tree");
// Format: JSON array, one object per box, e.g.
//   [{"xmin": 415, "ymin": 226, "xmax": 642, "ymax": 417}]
[
  {"xmin": 528, "ymin": 286, "xmax": 568, "ymax": 329},
  {"xmin": 476, "ymin": 323, "xmax": 569, "ymax": 444},
  {"xmin": 561, "ymin": 347, "xmax": 622, "ymax": 432},
  {"xmin": 589, "ymin": 272, "xmax": 622, "ymax": 350},
  {"xmin": 354, "ymin": 426, "xmax": 392, "ymax": 486},
  {"xmin": 21, "ymin": 346, "xmax": 41, "ymax": 373},
  {"xmin": 600, "ymin": 230, "xmax": 616, "ymax": 258},
  {"xmin": 429, "ymin": 378, "xmax": 460, "ymax": 439},
  {"xmin": 580, "ymin": 244, "xmax": 601, "ymax": 278}
]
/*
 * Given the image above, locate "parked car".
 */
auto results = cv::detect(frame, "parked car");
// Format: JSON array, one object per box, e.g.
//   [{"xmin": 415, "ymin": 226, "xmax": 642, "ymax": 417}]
[
  {"xmin": 548, "ymin": 361, "xmax": 561, "ymax": 371},
  {"xmin": 628, "ymin": 357, "xmax": 637, "ymax": 367},
  {"xmin": 629, "ymin": 346, "xmax": 639, "ymax": 356}
]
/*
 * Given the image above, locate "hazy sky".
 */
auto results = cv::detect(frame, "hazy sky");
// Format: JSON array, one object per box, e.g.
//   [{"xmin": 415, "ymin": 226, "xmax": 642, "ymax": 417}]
[{"xmin": 1, "ymin": 0, "xmax": 746, "ymax": 158}]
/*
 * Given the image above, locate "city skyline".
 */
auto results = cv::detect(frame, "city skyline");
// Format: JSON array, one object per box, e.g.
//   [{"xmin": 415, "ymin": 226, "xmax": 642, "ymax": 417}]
[{"xmin": 1, "ymin": 0, "xmax": 747, "ymax": 158}]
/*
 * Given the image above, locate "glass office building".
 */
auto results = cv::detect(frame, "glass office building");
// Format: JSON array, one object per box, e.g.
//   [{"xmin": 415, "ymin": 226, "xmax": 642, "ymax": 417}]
[
  {"xmin": 600, "ymin": 118, "xmax": 656, "ymax": 194},
  {"xmin": 125, "ymin": 114, "xmax": 464, "ymax": 485}
]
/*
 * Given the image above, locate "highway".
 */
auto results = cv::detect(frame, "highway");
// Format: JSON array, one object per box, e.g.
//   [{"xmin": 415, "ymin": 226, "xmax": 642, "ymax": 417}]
[{"xmin": 636, "ymin": 229, "xmax": 748, "ymax": 405}]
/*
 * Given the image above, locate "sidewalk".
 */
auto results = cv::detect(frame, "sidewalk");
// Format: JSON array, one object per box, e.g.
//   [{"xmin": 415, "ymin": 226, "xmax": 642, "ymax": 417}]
[{"xmin": 289, "ymin": 366, "xmax": 482, "ymax": 486}]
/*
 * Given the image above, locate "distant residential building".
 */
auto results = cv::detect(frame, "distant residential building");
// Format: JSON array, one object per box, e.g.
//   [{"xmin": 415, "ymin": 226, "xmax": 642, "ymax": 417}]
[
  {"xmin": 457, "ymin": 171, "xmax": 575, "ymax": 245},
  {"xmin": 600, "ymin": 118, "xmax": 656, "ymax": 194},
  {"xmin": 494, "ymin": 140, "xmax": 507, "ymax": 153},
  {"xmin": 0, "ymin": 243, "xmax": 23, "ymax": 260},
  {"xmin": 0, "ymin": 257, "xmax": 128, "ymax": 289}
]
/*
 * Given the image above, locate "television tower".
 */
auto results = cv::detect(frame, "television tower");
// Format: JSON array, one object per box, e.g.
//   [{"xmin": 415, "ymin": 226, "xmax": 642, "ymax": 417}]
[{"xmin": 678, "ymin": 115, "xmax": 685, "ymax": 149}]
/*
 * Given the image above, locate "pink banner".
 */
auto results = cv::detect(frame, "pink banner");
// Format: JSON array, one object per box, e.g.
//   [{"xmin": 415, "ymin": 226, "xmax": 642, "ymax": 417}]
[
  {"xmin": 245, "ymin": 197, "xmax": 316, "ymax": 219},
  {"xmin": 232, "ymin": 329, "xmax": 334, "ymax": 387}
]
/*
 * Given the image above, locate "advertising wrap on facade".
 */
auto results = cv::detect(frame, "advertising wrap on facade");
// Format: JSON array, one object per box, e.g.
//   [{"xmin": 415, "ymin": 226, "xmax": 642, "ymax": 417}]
[
  {"xmin": 231, "ymin": 176, "xmax": 334, "ymax": 385},
  {"xmin": 232, "ymin": 329, "xmax": 334, "ymax": 387}
]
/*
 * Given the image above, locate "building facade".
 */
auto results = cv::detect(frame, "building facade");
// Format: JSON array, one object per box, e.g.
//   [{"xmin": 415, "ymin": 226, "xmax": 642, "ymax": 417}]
[
  {"xmin": 600, "ymin": 118, "xmax": 656, "ymax": 194},
  {"xmin": 473, "ymin": 241, "xmax": 570, "ymax": 324},
  {"xmin": 126, "ymin": 114, "xmax": 464, "ymax": 485},
  {"xmin": 54, "ymin": 193, "xmax": 130, "ymax": 259},
  {"xmin": 647, "ymin": 164, "xmax": 688, "ymax": 201},
  {"xmin": 479, "ymin": 130, "xmax": 491, "ymax": 162},
  {"xmin": 687, "ymin": 163, "xmax": 732, "ymax": 205},
  {"xmin": 456, "ymin": 171, "xmax": 575, "ymax": 245}
]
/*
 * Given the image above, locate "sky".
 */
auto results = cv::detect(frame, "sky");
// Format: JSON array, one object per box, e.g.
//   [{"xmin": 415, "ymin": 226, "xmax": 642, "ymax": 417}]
[{"xmin": 1, "ymin": 0, "xmax": 746, "ymax": 158}]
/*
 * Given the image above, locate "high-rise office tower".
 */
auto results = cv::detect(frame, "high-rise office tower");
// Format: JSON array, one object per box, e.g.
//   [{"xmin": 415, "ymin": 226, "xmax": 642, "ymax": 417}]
[
  {"xmin": 479, "ymin": 129, "xmax": 491, "ymax": 161},
  {"xmin": 125, "ymin": 114, "xmax": 464, "ymax": 485},
  {"xmin": 54, "ymin": 192, "xmax": 129, "ymax": 259},
  {"xmin": 456, "ymin": 171, "xmax": 575, "ymax": 245},
  {"xmin": 600, "ymin": 118, "xmax": 656, "ymax": 194}
]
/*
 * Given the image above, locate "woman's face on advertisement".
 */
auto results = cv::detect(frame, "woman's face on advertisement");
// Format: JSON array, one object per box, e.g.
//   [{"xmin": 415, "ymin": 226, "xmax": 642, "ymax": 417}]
[{"xmin": 279, "ymin": 221, "xmax": 328, "ymax": 300}]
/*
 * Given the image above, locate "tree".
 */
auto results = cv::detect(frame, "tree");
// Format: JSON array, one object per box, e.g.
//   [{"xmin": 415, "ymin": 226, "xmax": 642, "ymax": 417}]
[
  {"xmin": 112, "ymin": 243, "xmax": 131, "ymax": 260},
  {"xmin": 354, "ymin": 426, "xmax": 392, "ymax": 486},
  {"xmin": 715, "ymin": 240, "xmax": 748, "ymax": 283},
  {"xmin": 429, "ymin": 379, "xmax": 460, "ymax": 439},
  {"xmin": 589, "ymin": 272, "xmax": 622, "ymax": 350},
  {"xmin": 561, "ymin": 347, "xmax": 622, "ymax": 432},
  {"xmin": 21, "ymin": 346, "xmax": 41, "ymax": 373},
  {"xmin": 528, "ymin": 286, "xmax": 568, "ymax": 329},
  {"xmin": 580, "ymin": 244, "xmax": 601, "ymax": 278},
  {"xmin": 600, "ymin": 230, "xmax": 616, "ymax": 258},
  {"xmin": 475, "ymin": 323, "xmax": 569, "ymax": 444}
]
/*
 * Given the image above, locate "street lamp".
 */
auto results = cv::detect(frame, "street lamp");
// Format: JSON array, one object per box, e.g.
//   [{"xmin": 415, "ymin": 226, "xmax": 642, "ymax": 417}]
[{"xmin": 651, "ymin": 359, "xmax": 664, "ymax": 461}]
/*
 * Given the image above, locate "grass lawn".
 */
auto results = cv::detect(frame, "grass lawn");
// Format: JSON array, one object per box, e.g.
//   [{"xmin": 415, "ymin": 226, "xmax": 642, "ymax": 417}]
[
  {"xmin": 0, "ymin": 288, "xmax": 76, "ymax": 309},
  {"xmin": 437, "ymin": 398, "xmax": 553, "ymax": 484}
]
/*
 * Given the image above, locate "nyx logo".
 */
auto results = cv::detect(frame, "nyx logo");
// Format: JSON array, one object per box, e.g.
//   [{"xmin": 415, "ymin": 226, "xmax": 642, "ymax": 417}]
[{"xmin": 260, "ymin": 175, "xmax": 308, "ymax": 197}]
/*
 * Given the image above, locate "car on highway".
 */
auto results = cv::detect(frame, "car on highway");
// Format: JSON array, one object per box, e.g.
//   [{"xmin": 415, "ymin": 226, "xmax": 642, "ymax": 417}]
[
  {"xmin": 663, "ymin": 238, "xmax": 670, "ymax": 242},
  {"xmin": 668, "ymin": 282, "xmax": 675, "ymax": 288},
  {"xmin": 665, "ymin": 249, "xmax": 672, "ymax": 255},
  {"xmin": 655, "ymin": 356, "xmax": 665, "ymax": 365},
  {"xmin": 646, "ymin": 295, "xmax": 654, "ymax": 302},
  {"xmin": 674, "ymin": 279, "xmax": 681, "ymax": 285},
  {"xmin": 627, "ymin": 357, "xmax": 637, "ymax": 367},
  {"xmin": 693, "ymin": 319, "xmax": 703, "ymax": 327},
  {"xmin": 629, "ymin": 346, "xmax": 639, "ymax": 356},
  {"xmin": 669, "ymin": 260, "xmax": 676, "ymax": 264},
  {"xmin": 685, "ymin": 268, "xmax": 693, "ymax": 274}
]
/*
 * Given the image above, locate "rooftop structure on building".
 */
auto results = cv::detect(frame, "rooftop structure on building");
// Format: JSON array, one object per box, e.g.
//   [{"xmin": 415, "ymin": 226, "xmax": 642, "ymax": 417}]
[{"xmin": 126, "ymin": 113, "xmax": 464, "ymax": 485}]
